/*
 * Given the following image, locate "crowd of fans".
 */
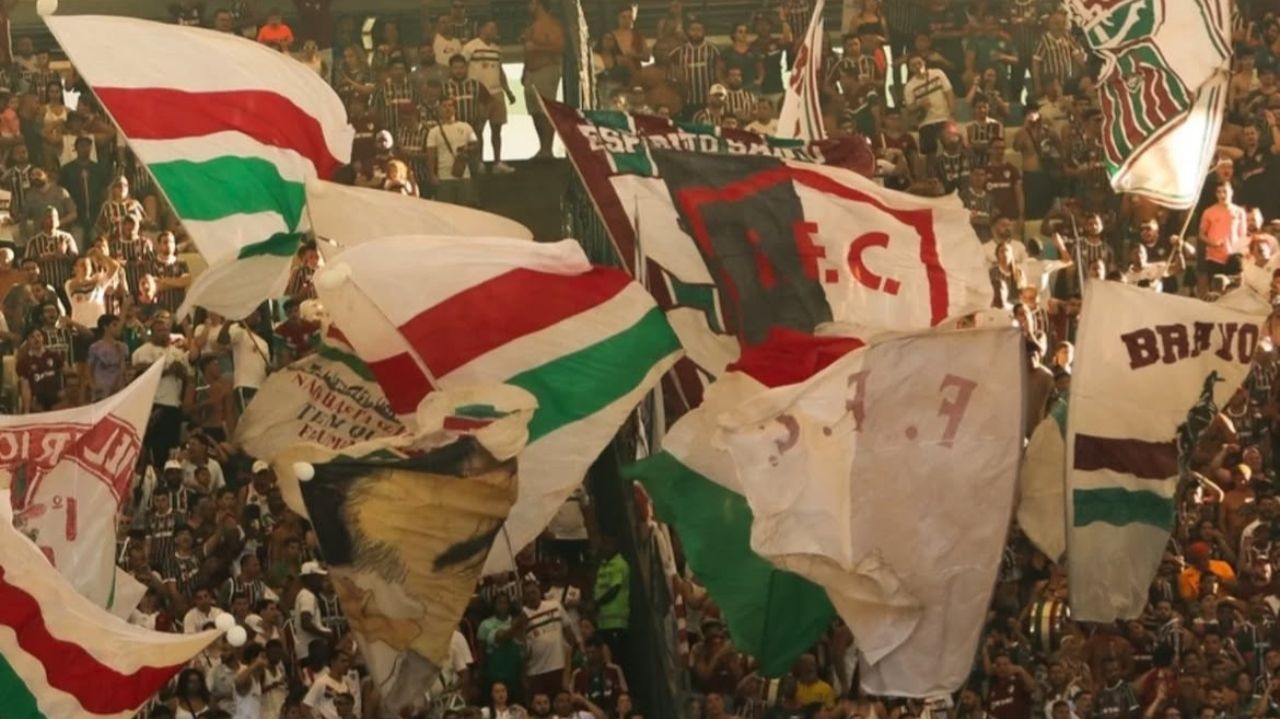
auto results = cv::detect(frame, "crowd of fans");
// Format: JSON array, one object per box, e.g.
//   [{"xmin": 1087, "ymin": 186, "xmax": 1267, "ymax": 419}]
[{"xmin": 9, "ymin": 0, "xmax": 1280, "ymax": 719}]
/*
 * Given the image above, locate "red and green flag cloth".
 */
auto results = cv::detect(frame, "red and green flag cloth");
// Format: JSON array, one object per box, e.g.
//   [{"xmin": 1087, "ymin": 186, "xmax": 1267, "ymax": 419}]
[
  {"xmin": 42, "ymin": 11, "xmax": 354, "ymax": 319},
  {"xmin": 625, "ymin": 328, "xmax": 860, "ymax": 676},
  {"xmin": 0, "ymin": 494, "xmax": 219, "ymax": 719},
  {"xmin": 313, "ymin": 236, "xmax": 683, "ymax": 576}
]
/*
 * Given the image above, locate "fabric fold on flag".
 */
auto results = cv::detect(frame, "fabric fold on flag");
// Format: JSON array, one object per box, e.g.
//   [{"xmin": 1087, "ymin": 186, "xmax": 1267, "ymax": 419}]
[
  {"xmin": 0, "ymin": 362, "xmax": 164, "ymax": 610},
  {"xmin": 1017, "ymin": 399, "xmax": 1068, "ymax": 562},
  {"xmin": 44, "ymin": 13, "xmax": 354, "ymax": 319},
  {"xmin": 305, "ymin": 179, "xmax": 533, "ymax": 259},
  {"xmin": 777, "ymin": 0, "xmax": 826, "ymax": 141},
  {"xmin": 716, "ymin": 327, "xmax": 1024, "ymax": 696},
  {"xmin": 0, "ymin": 490, "xmax": 219, "ymax": 719},
  {"xmin": 313, "ymin": 237, "xmax": 682, "ymax": 575},
  {"xmin": 1066, "ymin": 281, "xmax": 1268, "ymax": 621},
  {"xmin": 1066, "ymin": 0, "xmax": 1231, "ymax": 207}
]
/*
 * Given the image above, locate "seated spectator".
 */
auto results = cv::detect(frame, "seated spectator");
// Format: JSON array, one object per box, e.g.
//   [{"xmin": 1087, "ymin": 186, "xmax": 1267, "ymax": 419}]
[{"xmin": 256, "ymin": 9, "xmax": 294, "ymax": 52}]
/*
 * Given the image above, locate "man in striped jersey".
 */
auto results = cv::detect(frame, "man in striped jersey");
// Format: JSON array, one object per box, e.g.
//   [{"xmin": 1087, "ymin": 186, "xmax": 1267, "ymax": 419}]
[
  {"xmin": 693, "ymin": 84, "xmax": 729, "ymax": 127},
  {"xmin": 966, "ymin": 96, "xmax": 1004, "ymax": 167},
  {"xmin": 371, "ymin": 58, "xmax": 421, "ymax": 135},
  {"xmin": 669, "ymin": 19, "xmax": 722, "ymax": 120},
  {"xmin": 445, "ymin": 53, "xmax": 491, "ymax": 171},
  {"xmin": 2, "ymin": 143, "xmax": 33, "ymax": 232},
  {"xmin": 394, "ymin": 105, "xmax": 431, "ymax": 194},
  {"xmin": 464, "ymin": 19, "xmax": 517, "ymax": 173},
  {"xmin": 1031, "ymin": 10, "xmax": 1085, "ymax": 96},
  {"xmin": 148, "ymin": 231, "xmax": 190, "ymax": 314},
  {"xmin": 24, "ymin": 205, "xmax": 77, "ymax": 306},
  {"xmin": 722, "ymin": 67, "xmax": 756, "ymax": 124}
]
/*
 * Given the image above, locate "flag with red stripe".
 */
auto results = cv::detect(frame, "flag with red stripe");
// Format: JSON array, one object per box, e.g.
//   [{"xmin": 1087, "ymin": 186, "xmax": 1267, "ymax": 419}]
[
  {"xmin": 1067, "ymin": 281, "xmax": 1268, "ymax": 622},
  {"xmin": 0, "ymin": 494, "xmax": 218, "ymax": 719},
  {"xmin": 777, "ymin": 0, "xmax": 827, "ymax": 142},
  {"xmin": 314, "ymin": 237, "xmax": 682, "ymax": 574},
  {"xmin": 43, "ymin": 12, "xmax": 354, "ymax": 319}
]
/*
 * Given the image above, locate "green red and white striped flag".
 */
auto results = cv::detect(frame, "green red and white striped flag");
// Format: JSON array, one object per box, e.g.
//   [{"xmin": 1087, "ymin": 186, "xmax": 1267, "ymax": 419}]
[
  {"xmin": 0, "ymin": 494, "xmax": 219, "ymax": 719},
  {"xmin": 1066, "ymin": 281, "xmax": 1268, "ymax": 621},
  {"xmin": 314, "ymin": 237, "xmax": 683, "ymax": 575},
  {"xmin": 777, "ymin": 0, "xmax": 826, "ymax": 142},
  {"xmin": 1066, "ymin": 0, "xmax": 1231, "ymax": 208},
  {"xmin": 43, "ymin": 12, "xmax": 354, "ymax": 319}
]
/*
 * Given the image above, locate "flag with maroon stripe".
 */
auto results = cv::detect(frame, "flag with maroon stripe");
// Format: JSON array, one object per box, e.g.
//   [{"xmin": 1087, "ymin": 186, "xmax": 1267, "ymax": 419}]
[
  {"xmin": 1067, "ymin": 281, "xmax": 1268, "ymax": 622},
  {"xmin": 315, "ymin": 237, "xmax": 682, "ymax": 575},
  {"xmin": 0, "ymin": 493, "xmax": 218, "ymax": 718},
  {"xmin": 1067, "ymin": 0, "xmax": 1231, "ymax": 208}
]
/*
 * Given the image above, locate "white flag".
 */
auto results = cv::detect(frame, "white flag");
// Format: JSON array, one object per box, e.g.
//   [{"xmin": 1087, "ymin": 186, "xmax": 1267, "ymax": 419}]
[
  {"xmin": 777, "ymin": 0, "xmax": 826, "ymax": 141},
  {"xmin": 716, "ymin": 327, "xmax": 1024, "ymax": 696},
  {"xmin": 1067, "ymin": 281, "xmax": 1268, "ymax": 621},
  {"xmin": 0, "ymin": 362, "xmax": 164, "ymax": 608}
]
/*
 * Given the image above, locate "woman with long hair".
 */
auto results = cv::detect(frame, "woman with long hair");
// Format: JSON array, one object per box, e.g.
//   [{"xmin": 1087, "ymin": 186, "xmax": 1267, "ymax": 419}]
[
  {"xmin": 171, "ymin": 667, "xmax": 211, "ymax": 718},
  {"xmin": 383, "ymin": 159, "xmax": 417, "ymax": 197},
  {"xmin": 95, "ymin": 175, "xmax": 148, "ymax": 241},
  {"xmin": 480, "ymin": 681, "xmax": 528, "ymax": 719},
  {"xmin": 593, "ymin": 32, "xmax": 631, "ymax": 108},
  {"xmin": 723, "ymin": 22, "xmax": 763, "ymax": 89}
]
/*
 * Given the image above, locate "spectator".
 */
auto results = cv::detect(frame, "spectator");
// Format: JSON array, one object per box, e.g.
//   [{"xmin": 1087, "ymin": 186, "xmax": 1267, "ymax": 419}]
[
  {"xmin": 523, "ymin": 0, "xmax": 565, "ymax": 159},
  {"xmin": 1031, "ymin": 10, "xmax": 1085, "ymax": 96},
  {"xmin": 256, "ymin": 8, "xmax": 294, "ymax": 52},
  {"xmin": 464, "ymin": 19, "xmax": 517, "ymax": 174},
  {"xmin": 903, "ymin": 54, "xmax": 954, "ymax": 157},
  {"xmin": 427, "ymin": 96, "xmax": 479, "ymax": 206},
  {"xmin": 669, "ymin": 19, "xmax": 721, "ymax": 121},
  {"xmin": 1198, "ymin": 182, "xmax": 1248, "ymax": 296}
]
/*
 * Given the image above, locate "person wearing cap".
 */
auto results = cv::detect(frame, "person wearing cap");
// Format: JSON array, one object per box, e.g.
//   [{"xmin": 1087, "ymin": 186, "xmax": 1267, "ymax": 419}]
[
  {"xmin": 693, "ymin": 83, "xmax": 729, "ymax": 127},
  {"xmin": 240, "ymin": 459, "xmax": 277, "ymax": 518},
  {"xmin": 294, "ymin": 560, "xmax": 335, "ymax": 665},
  {"xmin": 1178, "ymin": 542, "xmax": 1238, "ymax": 600}
]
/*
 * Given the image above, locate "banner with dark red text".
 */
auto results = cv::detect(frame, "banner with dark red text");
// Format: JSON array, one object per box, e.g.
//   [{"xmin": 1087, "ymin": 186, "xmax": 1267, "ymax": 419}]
[
  {"xmin": 1, "ymin": 362, "xmax": 163, "ymax": 610},
  {"xmin": 1067, "ymin": 281, "xmax": 1269, "ymax": 622}
]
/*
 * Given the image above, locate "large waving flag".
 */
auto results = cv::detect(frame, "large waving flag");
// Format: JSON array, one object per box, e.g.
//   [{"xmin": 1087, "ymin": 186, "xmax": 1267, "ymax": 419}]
[
  {"xmin": 1067, "ymin": 0, "xmax": 1231, "ymax": 207},
  {"xmin": 547, "ymin": 98, "xmax": 874, "ymax": 410},
  {"xmin": 1067, "ymin": 281, "xmax": 1268, "ymax": 621},
  {"xmin": 716, "ymin": 327, "xmax": 1023, "ymax": 696},
  {"xmin": 0, "ymin": 495, "xmax": 219, "ymax": 719},
  {"xmin": 271, "ymin": 387, "xmax": 532, "ymax": 714},
  {"xmin": 0, "ymin": 362, "xmax": 164, "ymax": 610},
  {"xmin": 640, "ymin": 151, "xmax": 992, "ymax": 364},
  {"xmin": 625, "ymin": 329, "xmax": 860, "ymax": 676},
  {"xmin": 315, "ymin": 237, "xmax": 682, "ymax": 574},
  {"xmin": 777, "ymin": 0, "xmax": 827, "ymax": 141},
  {"xmin": 43, "ymin": 11, "xmax": 354, "ymax": 319}
]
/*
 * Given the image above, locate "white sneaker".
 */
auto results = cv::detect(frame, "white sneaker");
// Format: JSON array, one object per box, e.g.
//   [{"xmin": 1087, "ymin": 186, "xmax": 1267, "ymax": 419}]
[{"xmin": 492, "ymin": 162, "xmax": 516, "ymax": 174}]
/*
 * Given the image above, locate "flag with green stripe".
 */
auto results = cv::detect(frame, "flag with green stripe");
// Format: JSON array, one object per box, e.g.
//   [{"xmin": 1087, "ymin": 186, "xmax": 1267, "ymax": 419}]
[
  {"xmin": 1066, "ymin": 281, "xmax": 1268, "ymax": 622},
  {"xmin": 43, "ymin": 12, "xmax": 354, "ymax": 319},
  {"xmin": 314, "ymin": 237, "xmax": 683, "ymax": 575}
]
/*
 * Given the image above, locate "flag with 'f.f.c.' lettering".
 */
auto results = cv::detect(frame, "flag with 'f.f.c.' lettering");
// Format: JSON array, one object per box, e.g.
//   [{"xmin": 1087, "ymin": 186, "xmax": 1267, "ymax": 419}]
[{"xmin": 1067, "ymin": 281, "xmax": 1268, "ymax": 622}]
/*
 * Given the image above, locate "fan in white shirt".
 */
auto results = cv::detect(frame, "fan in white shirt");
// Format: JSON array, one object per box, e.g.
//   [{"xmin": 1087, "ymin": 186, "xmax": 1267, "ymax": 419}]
[{"xmin": 303, "ymin": 650, "xmax": 361, "ymax": 719}]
